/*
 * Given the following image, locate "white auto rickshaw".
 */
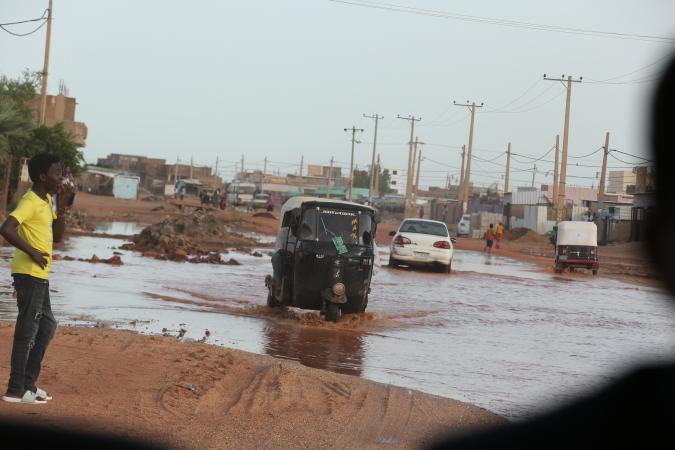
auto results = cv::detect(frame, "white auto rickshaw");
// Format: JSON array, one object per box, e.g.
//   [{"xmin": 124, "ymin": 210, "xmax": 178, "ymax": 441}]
[{"xmin": 554, "ymin": 221, "xmax": 599, "ymax": 275}]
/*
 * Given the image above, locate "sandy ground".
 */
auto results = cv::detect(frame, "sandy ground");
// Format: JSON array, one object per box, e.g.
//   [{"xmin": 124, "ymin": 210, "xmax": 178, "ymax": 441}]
[{"xmin": 0, "ymin": 324, "xmax": 502, "ymax": 449}]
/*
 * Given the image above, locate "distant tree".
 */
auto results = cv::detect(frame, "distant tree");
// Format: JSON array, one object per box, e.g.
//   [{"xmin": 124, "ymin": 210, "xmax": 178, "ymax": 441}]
[
  {"xmin": 378, "ymin": 168, "xmax": 394, "ymax": 195},
  {"xmin": 352, "ymin": 169, "xmax": 370, "ymax": 189},
  {"xmin": 0, "ymin": 71, "xmax": 83, "ymax": 212}
]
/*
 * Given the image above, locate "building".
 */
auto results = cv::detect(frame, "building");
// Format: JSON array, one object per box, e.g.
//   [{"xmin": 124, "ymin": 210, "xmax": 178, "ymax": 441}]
[
  {"xmin": 30, "ymin": 94, "xmax": 88, "ymax": 147},
  {"xmin": 95, "ymin": 153, "xmax": 222, "ymax": 194},
  {"xmin": 306, "ymin": 164, "xmax": 342, "ymax": 179},
  {"xmin": 384, "ymin": 167, "xmax": 406, "ymax": 194},
  {"xmin": 607, "ymin": 170, "xmax": 637, "ymax": 194}
]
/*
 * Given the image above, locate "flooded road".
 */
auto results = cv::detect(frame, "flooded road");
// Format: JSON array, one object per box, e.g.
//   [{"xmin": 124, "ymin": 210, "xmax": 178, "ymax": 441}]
[{"xmin": 1, "ymin": 233, "xmax": 674, "ymax": 420}]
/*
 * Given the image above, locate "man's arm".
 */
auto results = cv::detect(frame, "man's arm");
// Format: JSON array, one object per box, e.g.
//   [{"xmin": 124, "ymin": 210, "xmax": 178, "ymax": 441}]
[
  {"xmin": 0, "ymin": 216, "xmax": 49, "ymax": 269},
  {"xmin": 52, "ymin": 212, "xmax": 66, "ymax": 243},
  {"xmin": 52, "ymin": 184, "xmax": 73, "ymax": 243}
]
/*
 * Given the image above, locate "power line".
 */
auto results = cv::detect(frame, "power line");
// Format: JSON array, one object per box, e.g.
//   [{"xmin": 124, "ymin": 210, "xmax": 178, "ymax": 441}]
[
  {"xmin": 484, "ymin": 85, "xmax": 565, "ymax": 114},
  {"xmin": 0, "ymin": 10, "xmax": 48, "ymax": 37},
  {"xmin": 327, "ymin": 0, "xmax": 675, "ymax": 44},
  {"xmin": 608, "ymin": 152, "xmax": 654, "ymax": 166},
  {"xmin": 568, "ymin": 147, "xmax": 603, "ymax": 159},
  {"xmin": 586, "ymin": 54, "xmax": 672, "ymax": 83},
  {"xmin": 610, "ymin": 148, "xmax": 655, "ymax": 162}
]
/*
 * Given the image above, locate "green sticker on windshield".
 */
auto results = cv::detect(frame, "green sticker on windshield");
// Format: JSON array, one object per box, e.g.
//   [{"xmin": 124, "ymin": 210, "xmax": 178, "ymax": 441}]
[{"xmin": 332, "ymin": 236, "xmax": 348, "ymax": 254}]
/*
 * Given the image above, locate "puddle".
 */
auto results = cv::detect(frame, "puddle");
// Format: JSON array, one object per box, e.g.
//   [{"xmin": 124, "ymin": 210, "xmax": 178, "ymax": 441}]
[{"xmin": 1, "ymin": 236, "xmax": 674, "ymax": 420}]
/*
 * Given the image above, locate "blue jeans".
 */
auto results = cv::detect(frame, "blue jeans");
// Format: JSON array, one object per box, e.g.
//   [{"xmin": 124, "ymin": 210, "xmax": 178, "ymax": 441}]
[{"xmin": 6, "ymin": 274, "xmax": 57, "ymax": 396}]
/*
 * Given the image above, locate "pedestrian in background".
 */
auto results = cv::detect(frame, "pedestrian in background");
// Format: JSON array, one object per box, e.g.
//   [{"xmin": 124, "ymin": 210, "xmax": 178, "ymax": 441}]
[
  {"xmin": 484, "ymin": 223, "xmax": 495, "ymax": 254},
  {"xmin": 496, "ymin": 222, "xmax": 504, "ymax": 249}
]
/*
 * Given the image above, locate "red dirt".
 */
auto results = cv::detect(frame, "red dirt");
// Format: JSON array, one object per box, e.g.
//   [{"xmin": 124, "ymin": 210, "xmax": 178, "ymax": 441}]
[{"xmin": 0, "ymin": 324, "xmax": 503, "ymax": 449}]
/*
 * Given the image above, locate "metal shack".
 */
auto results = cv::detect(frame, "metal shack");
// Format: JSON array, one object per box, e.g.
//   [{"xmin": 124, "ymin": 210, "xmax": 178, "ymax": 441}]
[{"xmin": 113, "ymin": 174, "xmax": 140, "ymax": 199}]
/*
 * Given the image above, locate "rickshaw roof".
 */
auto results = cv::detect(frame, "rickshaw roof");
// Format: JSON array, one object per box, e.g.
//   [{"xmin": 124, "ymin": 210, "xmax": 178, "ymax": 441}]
[
  {"xmin": 557, "ymin": 221, "xmax": 598, "ymax": 246},
  {"xmin": 280, "ymin": 196, "xmax": 375, "ymax": 217}
]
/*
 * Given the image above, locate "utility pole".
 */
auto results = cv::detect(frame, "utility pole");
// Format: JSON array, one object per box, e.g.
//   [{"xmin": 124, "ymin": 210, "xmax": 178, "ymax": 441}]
[
  {"xmin": 190, "ymin": 157, "xmax": 194, "ymax": 180},
  {"xmin": 458, "ymin": 145, "xmax": 466, "ymax": 199},
  {"xmin": 411, "ymin": 137, "xmax": 418, "ymax": 194},
  {"xmin": 453, "ymin": 101, "xmax": 484, "ymax": 214},
  {"xmin": 531, "ymin": 163, "xmax": 537, "ymax": 187},
  {"xmin": 214, "ymin": 156, "xmax": 219, "ymax": 177},
  {"xmin": 397, "ymin": 115, "xmax": 422, "ymax": 215},
  {"xmin": 504, "ymin": 142, "xmax": 511, "ymax": 194},
  {"xmin": 327, "ymin": 156, "xmax": 334, "ymax": 199},
  {"xmin": 299, "ymin": 155, "xmax": 304, "ymax": 193},
  {"xmin": 240, "ymin": 154, "xmax": 245, "ymax": 179},
  {"xmin": 597, "ymin": 131, "xmax": 610, "ymax": 216},
  {"xmin": 552, "ymin": 134, "xmax": 560, "ymax": 215},
  {"xmin": 373, "ymin": 153, "xmax": 381, "ymax": 198},
  {"xmin": 263, "ymin": 157, "xmax": 268, "ymax": 176},
  {"xmin": 174, "ymin": 157, "xmax": 179, "ymax": 182},
  {"xmin": 544, "ymin": 74, "xmax": 582, "ymax": 223},
  {"xmin": 38, "ymin": 0, "xmax": 54, "ymax": 126},
  {"xmin": 344, "ymin": 126, "xmax": 364, "ymax": 201},
  {"xmin": 415, "ymin": 148, "xmax": 423, "ymax": 196},
  {"xmin": 363, "ymin": 113, "xmax": 383, "ymax": 202}
]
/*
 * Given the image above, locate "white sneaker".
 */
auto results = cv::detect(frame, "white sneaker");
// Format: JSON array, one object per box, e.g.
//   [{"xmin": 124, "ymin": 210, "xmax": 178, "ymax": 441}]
[
  {"xmin": 35, "ymin": 387, "xmax": 52, "ymax": 401},
  {"xmin": 1, "ymin": 390, "xmax": 47, "ymax": 404}
]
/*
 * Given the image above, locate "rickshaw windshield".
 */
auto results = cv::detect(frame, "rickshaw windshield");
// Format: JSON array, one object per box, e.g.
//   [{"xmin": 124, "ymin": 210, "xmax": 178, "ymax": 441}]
[{"xmin": 300, "ymin": 206, "xmax": 372, "ymax": 246}]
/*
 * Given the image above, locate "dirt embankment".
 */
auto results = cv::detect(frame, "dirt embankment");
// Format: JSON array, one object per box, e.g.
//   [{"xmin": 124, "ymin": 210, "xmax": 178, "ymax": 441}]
[{"xmin": 0, "ymin": 324, "xmax": 503, "ymax": 449}]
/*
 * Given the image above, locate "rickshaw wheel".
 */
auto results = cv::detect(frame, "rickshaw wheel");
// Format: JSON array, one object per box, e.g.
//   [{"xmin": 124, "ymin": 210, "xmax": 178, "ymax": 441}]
[
  {"xmin": 266, "ymin": 289, "xmax": 280, "ymax": 308},
  {"xmin": 360, "ymin": 295, "xmax": 369, "ymax": 313},
  {"xmin": 325, "ymin": 303, "xmax": 340, "ymax": 322}
]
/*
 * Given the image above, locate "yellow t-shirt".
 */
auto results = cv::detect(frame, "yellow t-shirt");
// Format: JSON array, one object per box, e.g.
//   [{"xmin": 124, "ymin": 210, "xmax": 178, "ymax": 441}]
[{"xmin": 10, "ymin": 190, "xmax": 57, "ymax": 280}]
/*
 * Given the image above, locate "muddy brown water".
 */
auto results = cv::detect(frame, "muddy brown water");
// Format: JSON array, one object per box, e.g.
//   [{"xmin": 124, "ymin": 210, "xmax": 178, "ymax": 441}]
[{"xmin": 1, "ymin": 230, "xmax": 674, "ymax": 420}]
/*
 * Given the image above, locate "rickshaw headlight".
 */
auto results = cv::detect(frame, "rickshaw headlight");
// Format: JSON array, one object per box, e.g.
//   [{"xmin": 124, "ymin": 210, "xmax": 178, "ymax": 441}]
[{"xmin": 333, "ymin": 283, "xmax": 346, "ymax": 296}]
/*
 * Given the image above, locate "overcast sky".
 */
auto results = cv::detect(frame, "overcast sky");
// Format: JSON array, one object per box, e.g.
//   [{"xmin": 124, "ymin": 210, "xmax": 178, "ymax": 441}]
[{"xmin": 2, "ymin": 0, "xmax": 673, "ymax": 189}]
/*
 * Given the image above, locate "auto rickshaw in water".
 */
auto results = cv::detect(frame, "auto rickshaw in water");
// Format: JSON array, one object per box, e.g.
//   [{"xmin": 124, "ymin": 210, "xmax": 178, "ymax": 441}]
[
  {"xmin": 554, "ymin": 221, "xmax": 599, "ymax": 275},
  {"xmin": 264, "ymin": 196, "xmax": 378, "ymax": 321}
]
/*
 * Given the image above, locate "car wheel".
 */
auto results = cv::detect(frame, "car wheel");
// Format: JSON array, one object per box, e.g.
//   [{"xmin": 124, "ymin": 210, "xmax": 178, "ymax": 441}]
[{"xmin": 388, "ymin": 257, "xmax": 398, "ymax": 268}]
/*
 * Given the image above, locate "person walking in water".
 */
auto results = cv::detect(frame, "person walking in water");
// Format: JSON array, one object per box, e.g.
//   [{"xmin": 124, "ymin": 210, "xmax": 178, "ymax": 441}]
[
  {"xmin": 1, "ymin": 154, "xmax": 73, "ymax": 404},
  {"xmin": 495, "ymin": 222, "xmax": 504, "ymax": 250},
  {"xmin": 484, "ymin": 223, "xmax": 495, "ymax": 254}
]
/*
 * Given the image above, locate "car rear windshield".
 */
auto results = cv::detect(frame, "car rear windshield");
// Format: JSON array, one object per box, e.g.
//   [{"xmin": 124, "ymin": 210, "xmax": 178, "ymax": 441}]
[{"xmin": 399, "ymin": 220, "xmax": 448, "ymax": 237}]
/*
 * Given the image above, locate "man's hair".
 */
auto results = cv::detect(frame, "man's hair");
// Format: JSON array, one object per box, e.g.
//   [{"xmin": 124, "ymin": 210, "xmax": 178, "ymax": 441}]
[{"xmin": 28, "ymin": 154, "xmax": 60, "ymax": 184}]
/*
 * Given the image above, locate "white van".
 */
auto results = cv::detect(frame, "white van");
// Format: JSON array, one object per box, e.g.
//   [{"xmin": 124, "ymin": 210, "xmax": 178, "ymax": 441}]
[
  {"xmin": 457, "ymin": 214, "xmax": 471, "ymax": 236},
  {"xmin": 226, "ymin": 182, "xmax": 256, "ymax": 206}
]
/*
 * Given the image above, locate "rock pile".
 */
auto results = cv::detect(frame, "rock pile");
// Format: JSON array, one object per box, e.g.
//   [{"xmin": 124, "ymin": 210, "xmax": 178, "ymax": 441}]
[{"xmin": 121, "ymin": 210, "xmax": 258, "ymax": 264}]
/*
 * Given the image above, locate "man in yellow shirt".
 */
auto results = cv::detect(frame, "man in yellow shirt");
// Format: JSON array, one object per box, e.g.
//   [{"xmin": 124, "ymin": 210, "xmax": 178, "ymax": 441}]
[{"xmin": 0, "ymin": 154, "xmax": 72, "ymax": 404}]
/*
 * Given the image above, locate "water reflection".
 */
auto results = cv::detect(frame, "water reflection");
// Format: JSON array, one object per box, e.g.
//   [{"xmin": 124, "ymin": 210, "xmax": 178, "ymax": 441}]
[
  {"xmin": 94, "ymin": 221, "xmax": 143, "ymax": 236},
  {"xmin": 262, "ymin": 323, "xmax": 365, "ymax": 376}
]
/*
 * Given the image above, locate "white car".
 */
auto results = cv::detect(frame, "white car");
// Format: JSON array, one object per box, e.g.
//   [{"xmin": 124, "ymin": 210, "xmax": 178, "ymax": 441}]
[
  {"xmin": 388, "ymin": 219, "xmax": 455, "ymax": 273},
  {"xmin": 457, "ymin": 214, "xmax": 471, "ymax": 236}
]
